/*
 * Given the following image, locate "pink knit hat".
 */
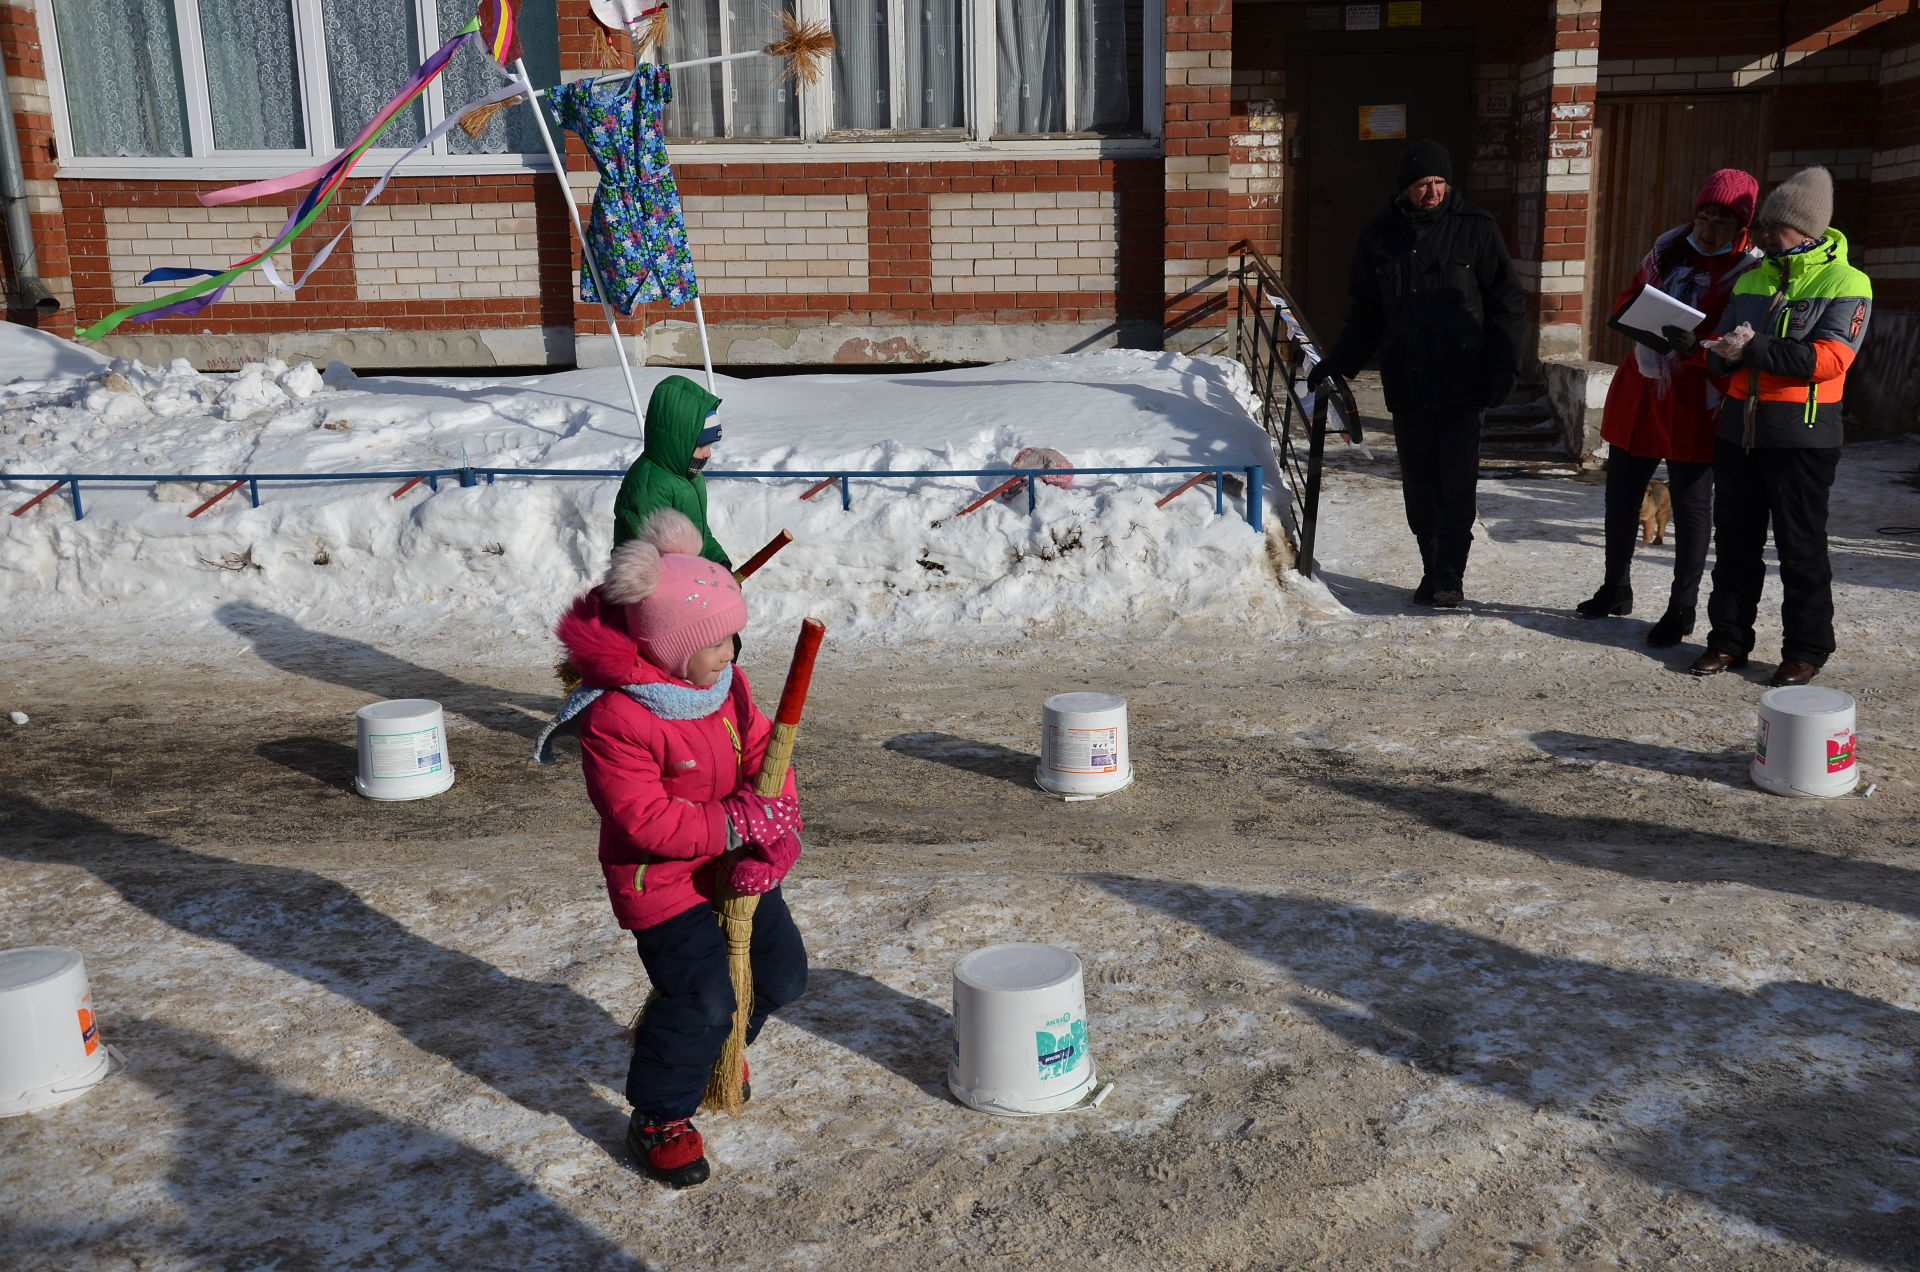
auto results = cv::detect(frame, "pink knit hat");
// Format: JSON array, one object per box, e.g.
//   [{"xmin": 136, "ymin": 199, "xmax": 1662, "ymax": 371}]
[
  {"xmin": 1695, "ymin": 168, "xmax": 1759, "ymax": 225},
  {"xmin": 602, "ymin": 509, "xmax": 746, "ymax": 681}
]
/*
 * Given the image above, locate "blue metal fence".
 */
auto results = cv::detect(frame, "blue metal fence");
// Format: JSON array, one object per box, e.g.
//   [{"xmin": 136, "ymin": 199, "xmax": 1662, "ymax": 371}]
[{"xmin": 4, "ymin": 462, "xmax": 1266, "ymax": 532}]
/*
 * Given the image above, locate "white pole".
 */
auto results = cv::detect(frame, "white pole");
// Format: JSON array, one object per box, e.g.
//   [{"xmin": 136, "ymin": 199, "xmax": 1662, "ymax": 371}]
[
  {"xmin": 510, "ymin": 56, "xmax": 651, "ymax": 438},
  {"xmin": 690, "ymin": 295, "xmax": 716, "ymax": 391}
]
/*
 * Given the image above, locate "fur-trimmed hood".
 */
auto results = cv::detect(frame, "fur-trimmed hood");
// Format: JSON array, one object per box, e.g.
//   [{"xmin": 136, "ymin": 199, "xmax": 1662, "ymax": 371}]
[{"xmin": 555, "ymin": 588, "xmax": 681, "ymax": 690}]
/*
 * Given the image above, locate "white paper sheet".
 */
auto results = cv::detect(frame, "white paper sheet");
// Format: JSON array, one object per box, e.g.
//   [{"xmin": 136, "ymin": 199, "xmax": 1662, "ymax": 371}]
[{"xmin": 1615, "ymin": 284, "xmax": 1706, "ymax": 339}]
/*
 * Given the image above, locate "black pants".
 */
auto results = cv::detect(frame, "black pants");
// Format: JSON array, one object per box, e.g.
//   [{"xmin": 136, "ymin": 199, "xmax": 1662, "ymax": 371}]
[
  {"xmin": 1705, "ymin": 440, "xmax": 1840, "ymax": 666},
  {"xmin": 1392, "ymin": 408, "xmax": 1482, "ymax": 592},
  {"xmin": 1600, "ymin": 451, "xmax": 1714, "ymax": 609},
  {"xmin": 626, "ymin": 889, "xmax": 808, "ymax": 1121}
]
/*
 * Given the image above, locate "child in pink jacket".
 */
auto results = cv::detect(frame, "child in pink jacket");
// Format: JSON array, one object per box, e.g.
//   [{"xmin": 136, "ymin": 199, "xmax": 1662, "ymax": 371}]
[{"xmin": 545, "ymin": 508, "xmax": 805, "ymax": 1189}]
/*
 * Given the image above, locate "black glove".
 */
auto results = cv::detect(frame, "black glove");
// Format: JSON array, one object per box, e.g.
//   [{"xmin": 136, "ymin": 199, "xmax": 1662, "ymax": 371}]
[
  {"xmin": 1304, "ymin": 362, "xmax": 1331, "ymax": 392},
  {"xmin": 1660, "ymin": 325, "xmax": 1699, "ymax": 357},
  {"xmin": 1483, "ymin": 368, "xmax": 1514, "ymax": 409}
]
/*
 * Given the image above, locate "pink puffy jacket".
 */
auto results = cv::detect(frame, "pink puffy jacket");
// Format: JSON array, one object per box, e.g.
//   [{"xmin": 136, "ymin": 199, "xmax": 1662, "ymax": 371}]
[{"xmin": 556, "ymin": 588, "xmax": 795, "ymax": 930}]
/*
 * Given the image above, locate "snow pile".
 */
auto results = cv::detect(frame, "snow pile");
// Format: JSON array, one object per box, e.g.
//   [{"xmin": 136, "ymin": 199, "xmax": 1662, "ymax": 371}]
[{"xmin": 1, "ymin": 327, "xmax": 1294, "ymax": 658}]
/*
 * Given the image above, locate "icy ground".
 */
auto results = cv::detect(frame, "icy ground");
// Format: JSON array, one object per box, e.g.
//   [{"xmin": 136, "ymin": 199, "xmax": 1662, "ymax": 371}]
[{"xmin": 2, "ymin": 330, "xmax": 1919, "ymax": 1271}]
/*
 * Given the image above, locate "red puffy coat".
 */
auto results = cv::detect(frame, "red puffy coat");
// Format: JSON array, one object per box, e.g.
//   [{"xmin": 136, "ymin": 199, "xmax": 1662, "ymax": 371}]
[
  {"xmin": 556, "ymin": 588, "xmax": 794, "ymax": 930},
  {"xmin": 1600, "ymin": 226, "xmax": 1757, "ymax": 464}
]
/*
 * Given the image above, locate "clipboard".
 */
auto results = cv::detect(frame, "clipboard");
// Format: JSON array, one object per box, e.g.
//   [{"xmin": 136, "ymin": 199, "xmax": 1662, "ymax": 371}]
[{"xmin": 1608, "ymin": 283, "xmax": 1708, "ymax": 354}]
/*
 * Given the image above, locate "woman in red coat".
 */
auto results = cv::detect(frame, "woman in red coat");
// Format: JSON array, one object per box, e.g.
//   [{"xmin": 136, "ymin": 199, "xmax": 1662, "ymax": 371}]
[{"xmin": 1576, "ymin": 169, "xmax": 1761, "ymax": 646}]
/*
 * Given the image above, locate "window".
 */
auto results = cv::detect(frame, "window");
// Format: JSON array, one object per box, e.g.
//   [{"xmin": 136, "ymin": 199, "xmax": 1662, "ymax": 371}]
[
  {"xmin": 663, "ymin": 0, "xmax": 1151, "ymax": 144},
  {"xmin": 43, "ymin": 0, "xmax": 560, "ymax": 161}
]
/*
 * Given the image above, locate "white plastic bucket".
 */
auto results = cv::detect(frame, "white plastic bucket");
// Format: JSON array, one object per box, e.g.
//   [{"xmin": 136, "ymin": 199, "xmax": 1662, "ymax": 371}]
[
  {"xmin": 949, "ymin": 942, "xmax": 1097, "ymax": 1115},
  {"xmin": 1753, "ymin": 685, "xmax": 1858, "ymax": 798},
  {"xmin": 355, "ymin": 699, "xmax": 455, "ymax": 801},
  {"xmin": 1036, "ymin": 692, "xmax": 1132, "ymax": 797},
  {"xmin": 0, "ymin": 947, "xmax": 113, "ymax": 1117}
]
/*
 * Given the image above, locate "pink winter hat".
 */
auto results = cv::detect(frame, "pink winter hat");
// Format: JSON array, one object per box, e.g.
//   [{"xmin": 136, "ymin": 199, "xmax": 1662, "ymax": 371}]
[
  {"xmin": 602, "ymin": 509, "xmax": 746, "ymax": 680},
  {"xmin": 1695, "ymin": 168, "xmax": 1759, "ymax": 225}
]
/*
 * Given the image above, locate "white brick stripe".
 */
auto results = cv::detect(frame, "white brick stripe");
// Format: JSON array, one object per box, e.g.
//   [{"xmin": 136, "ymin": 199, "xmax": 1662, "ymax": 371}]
[
  {"xmin": 924, "ymin": 191, "xmax": 1118, "ymax": 293},
  {"xmin": 105, "ymin": 205, "xmax": 286, "ymax": 304},
  {"xmin": 352, "ymin": 202, "xmax": 541, "ymax": 301},
  {"xmin": 681, "ymin": 194, "xmax": 869, "ymax": 295}
]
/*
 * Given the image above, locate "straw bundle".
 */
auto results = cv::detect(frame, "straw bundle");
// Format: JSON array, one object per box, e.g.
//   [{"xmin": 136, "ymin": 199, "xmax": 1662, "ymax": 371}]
[
  {"xmin": 766, "ymin": 14, "xmax": 835, "ymax": 84},
  {"xmin": 457, "ymin": 93, "xmax": 523, "ymax": 138}
]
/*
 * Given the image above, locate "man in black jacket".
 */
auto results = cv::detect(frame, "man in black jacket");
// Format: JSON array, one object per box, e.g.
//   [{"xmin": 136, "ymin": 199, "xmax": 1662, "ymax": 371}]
[{"xmin": 1309, "ymin": 139, "xmax": 1526, "ymax": 607}]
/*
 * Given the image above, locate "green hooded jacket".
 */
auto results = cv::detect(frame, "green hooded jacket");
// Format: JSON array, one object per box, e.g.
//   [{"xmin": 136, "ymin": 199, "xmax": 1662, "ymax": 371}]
[{"xmin": 611, "ymin": 375, "xmax": 730, "ymax": 567}]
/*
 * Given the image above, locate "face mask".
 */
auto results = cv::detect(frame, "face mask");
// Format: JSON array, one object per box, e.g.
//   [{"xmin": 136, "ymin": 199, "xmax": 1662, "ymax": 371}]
[
  {"xmin": 1687, "ymin": 233, "xmax": 1734, "ymax": 256},
  {"xmin": 687, "ymin": 455, "xmax": 708, "ymax": 475}
]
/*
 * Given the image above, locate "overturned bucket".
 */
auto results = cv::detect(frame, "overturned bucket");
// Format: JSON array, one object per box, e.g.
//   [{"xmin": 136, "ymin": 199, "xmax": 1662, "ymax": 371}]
[
  {"xmin": 0, "ymin": 946, "xmax": 113, "ymax": 1117},
  {"xmin": 1753, "ymin": 685, "xmax": 1858, "ymax": 798},
  {"xmin": 355, "ymin": 699, "xmax": 455, "ymax": 801},
  {"xmin": 949, "ymin": 942, "xmax": 1097, "ymax": 1115},
  {"xmin": 1036, "ymin": 692, "xmax": 1133, "ymax": 797}
]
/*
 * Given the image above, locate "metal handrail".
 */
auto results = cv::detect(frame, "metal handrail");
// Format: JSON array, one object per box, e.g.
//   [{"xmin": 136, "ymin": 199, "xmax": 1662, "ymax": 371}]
[{"xmin": 1227, "ymin": 238, "xmax": 1359, "ymax": 577}]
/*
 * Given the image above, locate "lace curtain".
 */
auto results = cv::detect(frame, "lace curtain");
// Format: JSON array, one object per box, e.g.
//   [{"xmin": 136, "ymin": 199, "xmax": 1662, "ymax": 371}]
[
  {"xmin": 200, "ymin": 0, "xmax": 306, "ymax": 149},
  {"xmin": 667, "ymin": 0, "xmax": 798, "ymax": 138},
  {"xmin": 832, "ymin": 0, "xmax": 962, "ymax": 131},
  {"xmin": 439, "ymin": 0, "xmax": 560, "ymax": 155},
  {"xmin": 52, "ymin": 0, "xmax": 190, "ymax": 156},
  {"xmin": 997, "ymin": 0, "xmax": 1140, "ymax": 136},
  {"xmin": 322, "ymin": 0, "xmax": 424, "ymax": 147}
]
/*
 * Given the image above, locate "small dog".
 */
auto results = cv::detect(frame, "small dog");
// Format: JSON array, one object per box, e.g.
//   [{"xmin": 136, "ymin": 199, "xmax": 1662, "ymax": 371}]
[{"xmin": 1639, "ymin": 479, "xmax": 1672, "ymax": 544}]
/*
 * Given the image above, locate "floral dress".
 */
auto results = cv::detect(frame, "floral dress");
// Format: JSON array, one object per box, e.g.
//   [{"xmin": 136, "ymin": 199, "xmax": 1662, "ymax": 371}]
[{"xmin": 545, "ymin": 67, "xmax": 699, "ymax": 312}]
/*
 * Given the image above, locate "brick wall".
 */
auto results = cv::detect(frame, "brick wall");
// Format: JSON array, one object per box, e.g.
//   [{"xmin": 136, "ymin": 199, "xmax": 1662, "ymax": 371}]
[
  {"xmin": 1164, "ymin": 0, "xmax": 1234, "ymax": 344},
  {"xmin": 2, "ymin": 0, "xmax": 72, "ymax": 322}
]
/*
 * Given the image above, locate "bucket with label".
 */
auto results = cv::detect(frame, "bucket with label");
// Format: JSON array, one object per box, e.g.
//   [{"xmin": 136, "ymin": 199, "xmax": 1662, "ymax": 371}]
[
  {"xmin": 354, "ymin": 699, "xmax": 455, "ymax": 801},
  {"xmin": 1752, "ymin": 685, "xmax": 1858, "ymax": 798},
  {"xmin": 949, "ymin": 942, "xmax": 1097, "ymax": 1115},
  {"xmin": 1036, "ymin": 692, "xmax": 1133, "ymax": 797},
  {"xmin": 0, "ymin": 947, "xmax": 114, "ymax": 1117}
]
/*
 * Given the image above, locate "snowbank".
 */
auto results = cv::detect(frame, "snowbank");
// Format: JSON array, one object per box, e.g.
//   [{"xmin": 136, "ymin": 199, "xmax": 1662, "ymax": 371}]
[{"xmin": 0, "ymin": 328, "xmax": 1296, "ymax": 660}]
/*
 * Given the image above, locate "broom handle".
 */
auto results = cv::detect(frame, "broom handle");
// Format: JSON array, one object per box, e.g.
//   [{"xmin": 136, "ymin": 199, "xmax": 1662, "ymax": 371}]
[
  {"xmin": 753, "ymin": 618, "xmax": 825, "ymax": 798},
  {"xmin": 732, "ymin": 529, "xmax": 793, "ymax": 583}
]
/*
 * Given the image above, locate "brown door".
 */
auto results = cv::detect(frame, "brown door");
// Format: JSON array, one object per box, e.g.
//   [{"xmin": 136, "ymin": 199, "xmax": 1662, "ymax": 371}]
[
  {"xmin": 1589, "ymin": 94, "xmax": 1771, "ymax": 366},
  {"xmin": 1290, "ymin": 30, "xmax": 1472, "ymax": 343}
]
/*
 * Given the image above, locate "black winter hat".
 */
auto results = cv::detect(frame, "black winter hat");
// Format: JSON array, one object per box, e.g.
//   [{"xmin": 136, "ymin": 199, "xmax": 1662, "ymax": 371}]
[{"xmin": 1395, "ymin": 139, "xmax": 1453, "ymax": 191}]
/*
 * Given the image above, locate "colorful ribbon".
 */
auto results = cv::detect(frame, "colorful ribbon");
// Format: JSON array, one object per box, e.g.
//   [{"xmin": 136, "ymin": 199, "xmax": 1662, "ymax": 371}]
[
  {"xmin": 77, "ymin": 17, "xmax": 482, "ymax": 341},
  {"xmin": 477, "ymin": 0, "xmax": 521, "ymax": 65}
]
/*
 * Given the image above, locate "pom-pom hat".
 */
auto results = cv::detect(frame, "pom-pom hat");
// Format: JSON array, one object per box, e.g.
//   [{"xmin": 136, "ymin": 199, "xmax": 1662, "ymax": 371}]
[
  {"xmin": 1693, "ymin": 168, "xmax": 1759, "ymax": 225},
  {"xmin": 603, "ymin": 509, "xmax": 746, "ymax": 680}
]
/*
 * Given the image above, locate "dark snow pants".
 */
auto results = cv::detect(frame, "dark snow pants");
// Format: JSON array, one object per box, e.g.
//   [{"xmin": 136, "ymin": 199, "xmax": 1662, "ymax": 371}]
[
  {"xmin": 1391, "ymin": 407, "xmax": 1483, "ymax": 592},
  {"xmin": 1704, "ymin": 440, "xmax": 1840, "ymax": 667},
  {"xmin": 625, "ymin": 890, "xmax": 808, "ymax": 1121},
  {"xmin": 1600, "ymin": 451, "xmax": 1714, "ymax": 609}
]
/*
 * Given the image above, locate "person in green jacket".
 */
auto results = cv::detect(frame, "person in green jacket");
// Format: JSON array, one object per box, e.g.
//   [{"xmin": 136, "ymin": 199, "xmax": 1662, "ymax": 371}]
[{"xmin": 612, "ymin": 375, "xmax": 731, "ymax": 568}]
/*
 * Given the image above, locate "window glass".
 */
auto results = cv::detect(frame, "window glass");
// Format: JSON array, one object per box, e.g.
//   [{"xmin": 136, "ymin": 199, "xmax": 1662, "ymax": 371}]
[
  {"xmin": 439, "ymin": 0, "xmax": 561, "ymax": 154},
  {"xmin": 1077, "ymin": 0, "xmax": 1141, "ymax": 133},
  {"xmin": 667, "ymin": 0, "xmax": 797, "ymax": 138},
  {"xmin": 53, "ymin": 0, "xmax": 190, "ymax": 156},
  {"xmin": 728, "ymin": 0, "xmax": 799, "ymax": 137},
  {"xmin": 904, "ymin": 0, "xmax": 964, "ymax": 130},
  {"xmin": 201, "ymin": 0, "xmax": 306, "ymax": 149},
  {"xmin": 996, "ymin": 0, "xmax": 1063, "ymax": 135},
  {"xmin": 831, "ymin": 0, "xmax": 888, "ymax": 131},
  {"xmin": 323, "ymin": 0, "xmax": 424, "ymax": 147},
  {"xmin": 665, "ymin": 0, "xmax": 725, "ymax": 137}
]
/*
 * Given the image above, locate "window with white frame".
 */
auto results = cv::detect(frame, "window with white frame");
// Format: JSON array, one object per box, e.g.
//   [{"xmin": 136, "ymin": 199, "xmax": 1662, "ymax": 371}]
[
  {"xmin": 663, "ymin": 0, "xmax": 1151, "ymax": 142},
  {"xmin": 43, "ymin": 0, "xmax": 560, "ymax": 160}
]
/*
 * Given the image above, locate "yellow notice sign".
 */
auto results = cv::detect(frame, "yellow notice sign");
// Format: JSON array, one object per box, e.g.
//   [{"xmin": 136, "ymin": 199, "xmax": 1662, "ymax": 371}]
[
  {"xmin": 1388, "ymin": 1, "xmax": 1422, "ymax": 26},
  {"xmin": 1358, "ymin": 104, "xmax": 1407, "ymax": 141}
]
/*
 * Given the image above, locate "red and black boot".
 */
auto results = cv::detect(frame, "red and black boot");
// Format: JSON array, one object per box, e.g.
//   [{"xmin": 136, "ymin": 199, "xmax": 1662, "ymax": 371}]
[{"xmin": 626, "ymin": 1115, "xmax": 710, "ymax": 1189}]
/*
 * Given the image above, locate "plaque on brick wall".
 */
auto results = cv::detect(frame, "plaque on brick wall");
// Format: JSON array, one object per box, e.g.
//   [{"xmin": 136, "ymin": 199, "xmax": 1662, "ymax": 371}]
[{"xmin": 1345, "ymin": 4, "xmax": 1382, "ymax": 31}]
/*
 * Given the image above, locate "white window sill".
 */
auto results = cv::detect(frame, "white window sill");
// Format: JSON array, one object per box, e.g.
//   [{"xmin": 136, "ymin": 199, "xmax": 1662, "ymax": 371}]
[{"xmin": 55, "ymin": 135, "xmax": 1163, "ymax": 182}]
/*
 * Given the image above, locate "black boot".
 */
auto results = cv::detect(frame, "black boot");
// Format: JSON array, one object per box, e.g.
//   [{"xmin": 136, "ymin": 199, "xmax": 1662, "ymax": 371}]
[
  {"xmin": 1575, "ymin": 584, "xmax": 1632, "ymax": 619},
  {"xmin": 1645, "ymin": 606, "xmax": 1695, "ymax": 647},
  {"xmin": 1412, "ymin": 576, "xmax": 1435, "ymax": 605}
]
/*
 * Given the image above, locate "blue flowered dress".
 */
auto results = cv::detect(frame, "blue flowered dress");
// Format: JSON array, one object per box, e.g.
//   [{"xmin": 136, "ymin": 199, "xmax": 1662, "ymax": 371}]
[{"xmin": 545, "ymin": 67, "xmax": 699, "ymax": 312}]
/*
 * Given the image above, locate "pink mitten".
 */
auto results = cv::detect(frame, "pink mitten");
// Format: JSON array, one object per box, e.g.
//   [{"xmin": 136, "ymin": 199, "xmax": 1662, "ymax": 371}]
[
  {"xmin": 721, "ymin": 786, "xmax": 802, "ymax": 848},
  {"xmin": 729, "ymin": 831, "xmax": 802, "ymax": 895}
]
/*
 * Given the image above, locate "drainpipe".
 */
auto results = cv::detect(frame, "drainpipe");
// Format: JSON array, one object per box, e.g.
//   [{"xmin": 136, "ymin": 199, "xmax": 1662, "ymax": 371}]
[{"xmin": 0, "ymin": 49, "xmax": 60, "ymax": 315}]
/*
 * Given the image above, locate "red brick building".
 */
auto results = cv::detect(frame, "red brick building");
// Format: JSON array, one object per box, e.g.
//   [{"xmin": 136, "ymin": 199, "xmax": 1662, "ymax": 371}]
[{"xmin": 2, "ymin": 0, "xmax": 1915, "ymax": 430}]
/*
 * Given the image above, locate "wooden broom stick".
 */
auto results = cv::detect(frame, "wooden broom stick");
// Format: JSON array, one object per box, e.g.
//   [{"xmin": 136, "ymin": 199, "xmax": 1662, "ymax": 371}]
[{"xmin": 702, "ymin": 616, "xmax": 826, "ymax": 1113}]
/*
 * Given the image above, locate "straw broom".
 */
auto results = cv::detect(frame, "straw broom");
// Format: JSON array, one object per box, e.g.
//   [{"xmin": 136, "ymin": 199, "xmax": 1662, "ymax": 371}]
[{"xmin": 701, "ymin": 615, "xmax": 826, "ymax": 1114}]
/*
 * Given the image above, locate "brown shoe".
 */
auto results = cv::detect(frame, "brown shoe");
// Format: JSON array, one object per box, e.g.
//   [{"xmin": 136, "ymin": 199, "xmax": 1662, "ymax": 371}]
[
  {"xmin": 1768, "ymin": 659, "xmax": 1819, "ymax": 687},
  {"xmin": 1687, "ymin": 650, "xmax": 1749, "ymax": 677}
]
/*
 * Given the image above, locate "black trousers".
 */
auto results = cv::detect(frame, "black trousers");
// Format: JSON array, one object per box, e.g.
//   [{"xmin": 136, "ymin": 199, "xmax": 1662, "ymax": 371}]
[
  {"xmin": 625, "ymin": 889, "xmax": 808, "ymax": 1121},
  {"xmin": 1392, "ymin": 408, "xmax": 1482, "ymax": 591},
  {"xmin": 1704, "ymin": 440, "xmax": 1840, "ymax": 666},
  {"xmin": 1600, "ymin": 451, "xmax": 1714, "ymax": 609}
]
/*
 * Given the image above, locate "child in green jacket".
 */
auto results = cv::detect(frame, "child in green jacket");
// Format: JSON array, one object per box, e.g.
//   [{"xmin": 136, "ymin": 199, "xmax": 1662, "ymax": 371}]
[{"xmin": 613, "ymin": 375, "xmax": 731, "ymax": 568}]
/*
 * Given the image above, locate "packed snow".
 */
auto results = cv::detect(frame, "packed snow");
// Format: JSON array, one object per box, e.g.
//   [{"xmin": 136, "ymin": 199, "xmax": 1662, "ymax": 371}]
[{"xmin": 0, "ymin": 329, "xmax": 1293, "ymax": 661}]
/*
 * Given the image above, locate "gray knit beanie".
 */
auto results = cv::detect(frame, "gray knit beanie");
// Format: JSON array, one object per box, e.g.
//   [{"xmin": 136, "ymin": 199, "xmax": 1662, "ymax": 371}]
[{"xmin": 1759, "ymin": 166, "xmax": 1833, "ymax": 240}]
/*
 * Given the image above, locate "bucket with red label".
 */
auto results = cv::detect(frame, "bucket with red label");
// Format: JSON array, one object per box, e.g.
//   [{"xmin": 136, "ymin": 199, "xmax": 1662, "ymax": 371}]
[
  {"xmin": 1752, "ymin": 686, "xmax": 1859, "ymax": 798},
  {"xmin": 0, "ymin": 947, "xmax": 115, "ymax": 1116}
]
